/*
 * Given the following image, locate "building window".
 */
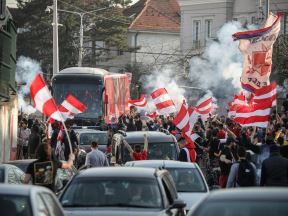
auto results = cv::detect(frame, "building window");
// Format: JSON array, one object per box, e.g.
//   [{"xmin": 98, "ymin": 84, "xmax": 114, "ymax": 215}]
[
  {"xmin": 205, "ymin": 20, "xmax": 212, "ymax": 39},
  {"xmin": 193, "ymin": 20, "xmax": 200, "ymax": 41}
]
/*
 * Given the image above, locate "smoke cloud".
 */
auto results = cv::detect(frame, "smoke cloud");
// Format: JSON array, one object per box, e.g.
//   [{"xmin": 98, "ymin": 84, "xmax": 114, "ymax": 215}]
[
  {"xmin": 189, "ymin": 22, "xmax": 257, "ymax": 99},
  {"xmin": 142, "ymin": 67, "xmax": 186, "ymax": 112},
  {"xmin": 16, "ymin": 56, "xmax": 42, "ymax": 114}
]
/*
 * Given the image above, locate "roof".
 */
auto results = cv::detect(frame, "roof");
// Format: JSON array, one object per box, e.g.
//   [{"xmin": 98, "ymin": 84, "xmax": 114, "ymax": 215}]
[
  {"xmin": 125, "ymin": 160, "xmax": 198, "ymax": 169},
  {"xmin": 77, "ymin": 167, "xmax": 161, "ymax": 179},
  {"xmin": 207, "ymin": 188, "xmax": 288, "ymax": 201},
  {"xmin": 116, "ymin": 131, "xmax": 177, "ymax": 143},
  {"xmin": 6, "ymin": 159, "xmax": 36, "ymax": 164},
  {"xmin": 57, "ymin": 67, "xmax": 110, "ymax": 76},
  {"xmin": 0, "ymin": 184, "xmax": 51, "ymax": 196},
  {"xmin": 128, "ymin": 0, "xmax": 180, "ymax": 32},
  {"xmin": 0, "ymin": 164, "xmax": 21, "ymax": 169},
  {"xmin": 74, "ymin": 129, "xmax": 107, "ymax": 134}
]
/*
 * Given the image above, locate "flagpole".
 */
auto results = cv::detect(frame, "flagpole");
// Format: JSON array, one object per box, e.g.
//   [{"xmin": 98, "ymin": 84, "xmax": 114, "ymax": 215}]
[{"xmin": 61, "ymin": 120, "xmax": 73, "ymax": 155}]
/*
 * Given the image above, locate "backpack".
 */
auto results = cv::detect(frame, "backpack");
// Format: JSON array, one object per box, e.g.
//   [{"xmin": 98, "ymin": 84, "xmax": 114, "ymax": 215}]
[{"xmin": 236, "ymin": 160, "xmax": 255, "ymax": 187}]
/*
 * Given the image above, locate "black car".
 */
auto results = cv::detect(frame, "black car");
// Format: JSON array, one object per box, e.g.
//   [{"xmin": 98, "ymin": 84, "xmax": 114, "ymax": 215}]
[
  {"xmin": 112, "ymin": 130, "xmax": 180, "ymax": 165},
  {"xmin": 59, "ymin": 167, "xmax": 186, "ymax": 216},
  {"xmin": 188, "ymin": 188, "xmax": 288, "ymax": 216}
]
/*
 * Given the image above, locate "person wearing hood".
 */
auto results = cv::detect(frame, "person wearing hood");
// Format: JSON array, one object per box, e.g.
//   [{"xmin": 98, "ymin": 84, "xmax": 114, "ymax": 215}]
[
  {"xmin": 260, "ymin": 144, "xmax": 288, "ymax": 186},
  {"xmin": 178, "ymin": 137, "xmax": 196, "ymax": 162}
]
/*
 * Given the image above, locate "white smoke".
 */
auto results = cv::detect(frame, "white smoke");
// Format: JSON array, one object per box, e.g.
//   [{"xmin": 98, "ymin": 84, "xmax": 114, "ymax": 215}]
[
  {"xmin": 16, "ymin": 56, "xmax": 42, "ymax": 114},
  {"xmin": 189, "ymin": 21, "xmax": 253, "ymax": 99},
  {"xmin": 142, "ymin": 67, "xmax": 186, "ymax": 112}
]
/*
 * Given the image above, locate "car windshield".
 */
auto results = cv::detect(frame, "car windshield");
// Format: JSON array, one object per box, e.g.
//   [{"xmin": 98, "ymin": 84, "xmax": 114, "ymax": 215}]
[
  {"xmin": 123, "ymin": 142, "xmax": 178, "ymax": 162},
  {"xmin": 61, "ymin": 178, "xmax": 162, "ymax": 208},
  {"xmin": 192, "ymin": 201, "xmax": 288, "ymax": 216},
  {"xmin": 53, "ymin": 75, "xmax": 103, "ymax": 119},
  {"xmin": 167, "ymin": 168, "xmax": 207, "ymax": 192},
  {"xmin": 0, "ymin": 168, "xmax": 4, "ymax": 182},
  {"xmin": 79, "ymin": 133, "xmax": 108, "ymax": 146},
  {"xmin": 0, "ymin": 195, "xmax": 32, "ymax": 216},
  {"xmin": 7, "ymin": 162, "xmax": 30, "ymax": 173}
]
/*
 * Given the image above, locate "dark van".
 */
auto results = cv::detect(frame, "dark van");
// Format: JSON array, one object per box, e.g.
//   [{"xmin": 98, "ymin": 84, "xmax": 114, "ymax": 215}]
[{"xmin": 111, "ymin": 130, "xmax": 180, "ymax": 165}]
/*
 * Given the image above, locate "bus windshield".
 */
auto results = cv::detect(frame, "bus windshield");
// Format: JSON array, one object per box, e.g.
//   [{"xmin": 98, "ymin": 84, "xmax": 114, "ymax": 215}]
[{"xmin": 53, "ymin": 75, "xmax": 103, "ymax": 119}]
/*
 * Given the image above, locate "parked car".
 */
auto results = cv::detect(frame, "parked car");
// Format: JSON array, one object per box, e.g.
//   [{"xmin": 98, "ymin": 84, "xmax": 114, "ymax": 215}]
[
  {"xmin": 0, "ymin": 184, "xmax": 65, "ymax": 216},
  {"xmin": 125, "ymin": 160, "xmax": 209, "ymax": 211},
  {"xmin": 59, "ymin": 167, "xmax": 186, "ymax": 216},
  {"xmin": 74, "ymin": 129, "xmax": 109, "ymax": 168},
  {"xmin": 187, "ymin": 188, "xmax": 288, "ymax": 216},
  {"xmin": 0, "ymin": 164, "xmax": 26, "ymax": 184},
  {"xmin": 5, "ymin": 159, "xmax": 77, "ymax": 189},
  {"xmin": 112, "ymin": 130, "xmax": 180, "ymax": 165}
]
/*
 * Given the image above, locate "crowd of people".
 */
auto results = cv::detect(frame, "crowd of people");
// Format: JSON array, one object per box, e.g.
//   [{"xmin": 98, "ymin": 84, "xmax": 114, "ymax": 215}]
[{"xmin": 17, "ymin": 94, "xmax": 288, "ymax": 191}]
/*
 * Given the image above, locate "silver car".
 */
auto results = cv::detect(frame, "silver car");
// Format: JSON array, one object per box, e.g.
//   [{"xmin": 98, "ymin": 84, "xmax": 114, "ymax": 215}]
[
  {"xmin": 0, "ymin": 184, "xmax": 65, "ymax": 216},
  {"xmin": 187, "ymin": 188, "xmax": 288, "ymax": 216},
  {"xmin": 0, "ymin": 164, "xmax": 26, "ymax": 184},
  {"xmin": 125, "ymin": 160, "xmax": 209, "ymax": 211}
]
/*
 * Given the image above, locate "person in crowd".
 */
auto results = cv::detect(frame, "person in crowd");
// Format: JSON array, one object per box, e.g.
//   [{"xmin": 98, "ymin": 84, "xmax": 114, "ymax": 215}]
[
  {"xmin": 134, "ymin": 115, "xmax": 143, "ymax": 131},
  {"xmin": 219, "ymin": 137, "xmax": 236, "ymax": 188},
  {"xmin": 61, "ymin": 125, "xmax": 78, "ymax": 161},
  {"xmin": 127, "ymin": 117, "xmax": 137, "ymax": 131},
  {"xmin": 226, "ymin": 146, "xmax": 257, "ymax": 188},
  {"xmin": 50, "ymin": 122, "xmax": 60, "ymax": 150},
  {"xmin": 24, "ymin": 142, "xmax": 75, "ymax": 192},
  {"xmin": 282, "ymin": 93, "xmax": 288, "ymax": 113},
  {"xmin": 217, "ymin": 124, "xmax": 226, "ymax": 139},
  {"xmin": 178, "ymin": 137, "xmax": 197, "ymax": 162},
  {"xmin": 18, "ymin": 120, "xmax": 31, "ymax": 159},
  {"xmin": 124, "ymin": 133, "xmax": 148, "ymax": 160},
  {"xmin": 260, "ymin": 144, "xmax": 288, "ymax": 186},
  {"xmin": 85, "ymin": 141, "xmax": 109, "ymax": 168},
  {"xmin": 208, "ymin": 129, "xmax": 222, "ymax": 161},
  {"xmin": 28, "ymin": 124, "xmax": 42, "ymax": 159}
]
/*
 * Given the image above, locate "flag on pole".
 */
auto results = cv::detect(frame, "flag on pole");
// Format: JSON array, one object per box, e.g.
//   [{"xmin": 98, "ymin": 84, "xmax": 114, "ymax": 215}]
[
  {"xmin": 196, "ymin": 97, "xmax": 213, "ymax": 115},
  {"xmin": 151, "ymin": 88, "xmax": 177, "ymax": 115},
  {"xmin": 58, "ymin": 94, "xmax": 87, "ymax": 120},
  {"xmin": 172, "ymin": 102, "xmax": 190, "ymax": 132},
  {"xmin": 234, "ymin": 100, "xmax": 272, "ymax": 128},
  {"xmin": 30, "ymin": 74, "xmax": 63, "ymax": 121},
  {"xmin": 228, "ymin": 95, "xmax": 248, "ymax": 118},
  {"xmin": 233, "ymin": 13, "xmax": 282, "ymax": 93},
  {"xmin": 253, "ymin": 82, "xmax": 277, "ymax": 106},
  {"xmin": 128, "ymin": 95, "xmax": 147, "ymax": 107}
]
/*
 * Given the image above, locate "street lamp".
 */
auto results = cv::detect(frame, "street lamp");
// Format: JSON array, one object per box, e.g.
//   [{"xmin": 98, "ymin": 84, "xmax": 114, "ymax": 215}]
[{"xmin": 46, "ymin": 4, "xmax": 112, "ymax": 68}]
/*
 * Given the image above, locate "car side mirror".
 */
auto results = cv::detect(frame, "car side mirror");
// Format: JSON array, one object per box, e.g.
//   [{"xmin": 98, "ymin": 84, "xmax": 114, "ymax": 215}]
[{"xmin": 170, "ymin": 199, "xmax": 186, "ymax": 209}]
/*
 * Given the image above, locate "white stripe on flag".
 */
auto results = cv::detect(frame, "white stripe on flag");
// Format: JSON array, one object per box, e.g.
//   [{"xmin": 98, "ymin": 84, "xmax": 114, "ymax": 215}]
[
  {"xmin": 235, "ymin": 108, "xmax": 271, "ymax": 118},
  {"xmin": 33, "ymin": 86, "xmax": 52, "ymax": 112}
]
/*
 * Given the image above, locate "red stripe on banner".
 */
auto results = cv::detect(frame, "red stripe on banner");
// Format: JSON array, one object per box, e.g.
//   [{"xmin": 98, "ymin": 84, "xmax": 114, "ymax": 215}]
[
  {"xmin": 66, "ymin": 95, "xmax": 87, "ymax": 112},
  {"xmin": 129, "ymin": 95, "xmax": 146, "ymax": 104},
  {"xmin": 58, "ymin": 105, "xmax": 69, "ymax": 112},
  {"xmin": 253, "ymin": 94, "xmax": 277, "ymax": 104},
  {"xmin": 254, "ymin": 82, "xmax": 277, "ymax": 96},
  {"xmin": 236, "ymin": 100, "xmax": 272, "ymax": 113},
  {"xmin": 196, "ymin": 97, "xmax": 212, "ymax": 109},
  {"xmin": 173, "ymin": 104, "xmax": 187, "ymax": 125},
  {"xmin": 232, "ymin": 13, "xmax": 282, "ymax": 39},
  {"xmin": 151, "ymin": 88, "xmax": 167, "ymax": 99},
  {"xmin": 234, "ymin": 115, "xmax": 269, "ymax": 124},
  {"xmin": 197, "ymin": 107, "xmax": 212, "ymax": 115},
  {"xmin": 43, "ymin": 98, "xmax": 58, "ymax": 117},
  {"xmin": 30, "ymin": 74, "xmax": 46, "ymax": 99},
  {"xmin": 155, "ymin": 100, "xmax": 175, "ymax": 110},
  {"xmin": 234, "ymin": 94, "xmax": 245, "ymax": 101}
]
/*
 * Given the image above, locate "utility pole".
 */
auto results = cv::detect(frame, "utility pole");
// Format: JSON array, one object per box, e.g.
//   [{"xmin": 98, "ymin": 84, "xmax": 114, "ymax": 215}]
[
  {"xmin": 78, "ymin": 14, "xmax": 84, "ymax": 67},
  {"xmin": 52, "ymin": 0, "xmax": 59, "ymax": 75},
  {"xmin": 266, "ymin": 0, "xmax": 269, "ymax": 19}
]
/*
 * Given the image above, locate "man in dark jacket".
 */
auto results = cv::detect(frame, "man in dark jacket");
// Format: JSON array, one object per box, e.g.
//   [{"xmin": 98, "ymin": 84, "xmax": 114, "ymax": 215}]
[
  {"xmin": 260, "ymin": 145, "xmax": 288, "ymax": 186},
  {"xmin": 28, "ymin": 124, "xmax": 41, "ymax": 159},
  {"xmin": 62, "ymin": 125, "xmax": 78, "ymax": 161},
  {"xmin": 178, "ymin": 137, "xmax": 196, "ymax": 162}
]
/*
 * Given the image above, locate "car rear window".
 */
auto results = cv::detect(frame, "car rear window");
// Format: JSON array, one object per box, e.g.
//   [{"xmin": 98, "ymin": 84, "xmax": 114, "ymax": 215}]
[
  {"xmin": 80, "ymin": 133, "xmax": 108, "ymax": 146},
  {"xmin": 0, "ymin": 195, "xmax": 32, "ymax": 216},
  {"xmin": 123, "ymin": 142, "xmax": 178, "ymax": 162},
  {"xmin": 0, "ymin": 169, "xmax": 4, "ymax": 182},
  {"xmin": 191, "ymin": 201, "xmax": 288, "ymax": 216},
  {"xmin": 61, "ymin": 178, "xmax": 162, "ymax": 209}
]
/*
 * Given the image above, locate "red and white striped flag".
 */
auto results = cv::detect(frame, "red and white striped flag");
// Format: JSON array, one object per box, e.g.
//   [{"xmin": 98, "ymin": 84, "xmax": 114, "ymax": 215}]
[
  {"xmin": 30, "ymin": 74, "xmax": 63, "ymax": 121},
  {"xmin": 234, "ymin": 100, "xmax": 272, "ymax": 128},
  {"xmin": 173, "ymin": 103, "xmax": 190, "ymax": 132},
  {"xmin": 128, "ymin": 95, "xmax": 147, "ymax": 107},
  {"xmin": 188, "ymin": 107, "xmax": 199, "ymax": 131},
  {"xmin": 146, "ymin": 112, "xmax": 158, "ymax": 119},
  {"xmin": 59, "ymin": 94, "xmax": 87, "ymax": 120},
  {"xmin": 190, "ymin": 132, "xmax": 200, "ymax": 142},
  {"xmin": 253, "ymin": 82, "xmax": 277, "ymax": 106},
  {"xmin": 196, "ymin": 97, "xmax": 213, "ymax": 115},
  {"xmin": 228, "ymin": 95, "xmax": 248, "ymax": 118},
  {"xmin": 151, "ymin": 88, "xmax": 176, "ymax": 115}
]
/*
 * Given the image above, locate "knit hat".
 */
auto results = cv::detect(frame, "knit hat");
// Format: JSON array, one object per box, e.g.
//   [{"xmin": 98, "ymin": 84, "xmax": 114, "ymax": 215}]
[{"xmin": 269, "ymin": 144, "xmax": 280, "ymax": 153}]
